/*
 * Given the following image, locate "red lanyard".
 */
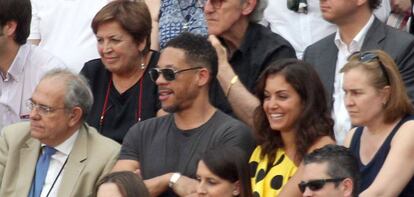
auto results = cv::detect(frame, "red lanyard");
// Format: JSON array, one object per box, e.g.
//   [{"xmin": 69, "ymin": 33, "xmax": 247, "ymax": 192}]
[{"xmin": 99, "ymin": 75, "xmax": 143, "ymax": 130}]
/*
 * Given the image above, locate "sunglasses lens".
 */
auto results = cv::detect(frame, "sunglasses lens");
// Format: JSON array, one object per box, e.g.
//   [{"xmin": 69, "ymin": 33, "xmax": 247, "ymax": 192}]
[
  {"xmin": 161, "ymin": 69, "xmax": 176, "ymax": 81},
  {"xmin": 298, "ymin": 182, "xmax": 306, "ymax": 193},
  {"xmin": 308, "ymin": 181, "xmax": 325, "ymax": 191},
  {"xmin": 149, "ymin": 69, "xmax": 159, "ymax": 82}
]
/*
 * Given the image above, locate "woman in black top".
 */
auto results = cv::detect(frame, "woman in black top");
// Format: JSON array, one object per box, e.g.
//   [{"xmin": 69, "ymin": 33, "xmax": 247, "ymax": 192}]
[
  {"xmin": 81, "ymin": 1, "xmax": 159, "ymax": 144},
  {"xmin": 342, "ymin": 50, "xmax": 414, "ymax": 196}
]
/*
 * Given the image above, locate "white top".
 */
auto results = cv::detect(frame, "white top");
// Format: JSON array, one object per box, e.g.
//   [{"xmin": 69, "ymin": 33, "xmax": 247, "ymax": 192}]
[
  {"xmin": 262, "ymin": 0, "xmax": 391, "ymax": 59},
  {"xmin": 332, "ymin": 15, "xmax": 375, "ymax": 145},
  {"xmin": 41, "ymin": 131, "xmax": 79, "ymax": 197},
  {"xmin": 29, "ymin": 0, "xmax": 110, "ymax": 73},
  {"xmin": 0, "ymin": 44, "xmax": 66, "ymax": 131}
]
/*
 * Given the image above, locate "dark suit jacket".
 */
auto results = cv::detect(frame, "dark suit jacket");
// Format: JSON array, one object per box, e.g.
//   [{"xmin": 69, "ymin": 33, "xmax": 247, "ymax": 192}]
[
  {"xmin": 303, "ymin": 17, "xmax": 414, "ymax": 106},
  {"xmin": 0, "ymin": 122, "xmax": 120, "ymax": 197}
]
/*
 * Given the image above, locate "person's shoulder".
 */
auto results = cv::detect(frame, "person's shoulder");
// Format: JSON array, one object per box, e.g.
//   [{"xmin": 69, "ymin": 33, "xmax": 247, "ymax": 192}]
[
  {"xmin": 250, "ymin": 23, "xmax": 293, "ymax": 48},
  {"xmin": 128, "ymin": 114, "xmax": 172, "ymax": 134},
  {"xmin": 84, "ymin": 124, "xmax": 120, "ymax": 149},
  {"xmin": 210, "ymin": 111, "xmax": 251, "ymax": 133},
  {"xmin": 308, "ymin": 135, "xmax": 335, "ymax": 153},
  {"xmin": 306, "ymin": 32, "xmax": 336, "ymax": 52},
  {"xmin": 1, "ymin": 122, "xmax": 32, "ymax": 144},
  {"xmin": 80, "ymin": 58, "xmax": 105, "ymax": 78},
  {"xmin": 25, "ymin": 44, "xmax": 66, "ymax": 68}
]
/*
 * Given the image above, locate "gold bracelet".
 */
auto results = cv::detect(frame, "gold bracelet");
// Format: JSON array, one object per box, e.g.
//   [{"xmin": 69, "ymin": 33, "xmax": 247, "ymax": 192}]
[{"xmin": 225, "ymin": 75, "xmax": 238, "ymax": 97}]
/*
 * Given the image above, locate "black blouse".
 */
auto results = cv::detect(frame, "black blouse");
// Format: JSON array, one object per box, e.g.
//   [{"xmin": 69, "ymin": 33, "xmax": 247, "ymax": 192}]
[{"xmin": 81, "ymin": 51, "xmax": 160, "ymax": 144}]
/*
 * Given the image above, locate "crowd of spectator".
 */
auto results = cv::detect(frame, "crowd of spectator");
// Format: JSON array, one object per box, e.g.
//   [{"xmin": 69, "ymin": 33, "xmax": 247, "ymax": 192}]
[{"xmin": 1, "ymin": 0, "xmax": 414, "ymax": 196}]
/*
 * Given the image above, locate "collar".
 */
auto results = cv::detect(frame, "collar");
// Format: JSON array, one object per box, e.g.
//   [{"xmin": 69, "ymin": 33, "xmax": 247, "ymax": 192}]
[
  {"xmin": 5, "ymin": 44, "xmax": 30, "ymax": 82},
  {"xmin": 334, "ymin": 15, "xmax": 375, "ymax": 51},
  {"xmin": 42, "ymin": 130, "xmax": 79, "ymax": 156}
]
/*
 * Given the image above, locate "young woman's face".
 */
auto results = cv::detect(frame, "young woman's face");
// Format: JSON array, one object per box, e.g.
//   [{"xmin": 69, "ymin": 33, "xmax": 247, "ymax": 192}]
[
  {"xmin": 97, "ymin": 183, "xmax": 123, "ymax": 197},
  {"xmin": 263, "ymin": 74, "xmax": 302, "ymax": 133},
  {"xmin": 196, "ymin": 160, "xmax": 240, "ymax": 197}
]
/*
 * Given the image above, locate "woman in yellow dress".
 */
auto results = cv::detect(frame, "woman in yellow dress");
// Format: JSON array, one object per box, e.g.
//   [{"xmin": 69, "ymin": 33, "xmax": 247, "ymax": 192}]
[{"xmin": 249, "ymin": 59, "xmax": 335, "ymax": 197}]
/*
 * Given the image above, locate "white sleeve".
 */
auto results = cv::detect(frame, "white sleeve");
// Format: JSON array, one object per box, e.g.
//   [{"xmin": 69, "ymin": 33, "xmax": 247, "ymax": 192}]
[{"xmin": 28, "ymin": 0, "xmax": 41, "ymax": 40}]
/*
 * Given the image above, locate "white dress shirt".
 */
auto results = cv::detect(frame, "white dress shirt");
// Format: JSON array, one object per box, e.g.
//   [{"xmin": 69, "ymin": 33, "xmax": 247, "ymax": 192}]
[
  {"xmin": 40, "ymin": 131, "xmax": 79, "ymax": 197},
  {"xmin": 262, "ymin": 0, "xmax": 391, "ymax": 59},
  {"xmin": 0, "ymin": 44, "xmax": 65, "ymax": 131},
  {"xmin": 332, "ymin": 15, "xmax": 375, "ymax": 145}
]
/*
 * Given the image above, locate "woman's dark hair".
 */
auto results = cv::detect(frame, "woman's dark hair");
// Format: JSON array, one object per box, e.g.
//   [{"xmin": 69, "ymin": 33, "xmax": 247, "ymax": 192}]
[
  {"xmin": 95, "ymin": 171, "xmax": 150, "ymax": 197},
  {"xmin": 200, "ymin": 146, "xmax": 252, "ymax": 197},
  {"xmin": 91, "ymin": 0, "xmax": 151, "ymax": 55},
  {"xmin": 254, "ymin": 58, "xmax": 335, "ymax": 164}
]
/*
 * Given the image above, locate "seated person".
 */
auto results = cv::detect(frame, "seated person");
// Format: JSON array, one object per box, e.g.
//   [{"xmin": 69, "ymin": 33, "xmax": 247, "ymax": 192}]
[
  {"xmin": 112, "ymin": 33, "xmax": 254, "ymax": 197},
  {"xmin": 204, "ymin": 0, "xmax": 296, "ymax": 126},
  {"xmin": 0, "ymin": 0, "xmax": 65, "ymax": 131},
  {"xmin": 196, "ymin": 146, "xmax": 252, "ymax": 197},
  {"xmin": 249, "ymin": 59, "xmax": 335, "ymax": 197},
  {"xmin": 300, "ymin": 144, "xmax": 359, "ymax": 197},
  {"xmin": 81, "ymin": 0, "xmax": 160, "ymax": 144},
  {"xmin": 343, "ymin": 50, "xmax": 414, "ymax": 196},
  {"xmin": 95, "ymin": 171, "xmax": 150, "ymax": 197},
  {"xmin": 0, "ymin": 68, "xmax": 120, "ymax": 197}
]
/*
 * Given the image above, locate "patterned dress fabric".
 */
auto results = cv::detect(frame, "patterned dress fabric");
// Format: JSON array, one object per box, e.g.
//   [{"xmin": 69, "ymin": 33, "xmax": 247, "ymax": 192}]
[
  {"xmin": 249, "ymin": 147, "xmax": 298, "ymax": 197},
  {"xmin": 159, "ymin": 0, "xmax": 208, "ymax": 48}
]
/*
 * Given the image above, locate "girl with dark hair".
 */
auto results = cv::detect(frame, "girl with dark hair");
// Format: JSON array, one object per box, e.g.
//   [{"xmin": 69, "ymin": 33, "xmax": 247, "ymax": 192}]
[
  {"xmin": 196, "ymin": 146, "xmax": 252, "ymax": 197},
  {"xmin": 249, "ymin": 59, "xmax": 335, "ymax": 196},
  {"xmin": 95, "ymin": 171, "xmax": 150, "ymax": 197}
]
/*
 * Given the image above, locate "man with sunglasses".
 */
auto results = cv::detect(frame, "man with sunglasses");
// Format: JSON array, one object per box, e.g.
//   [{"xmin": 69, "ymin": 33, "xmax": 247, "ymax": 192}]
[
  {"xmin": 303, "ymin": 0, "xmax": 414, "ymax": 145},
  {"xmin": 0, "ymin": 0, "xmax": 65, "ymax": 131},
  {"xmin": 112, "ymin": 33, "xmax": 255, "ymax": 197},
  {"xmin": 300, "ymin": 145, "xmax": 359, "ymax": 197}
]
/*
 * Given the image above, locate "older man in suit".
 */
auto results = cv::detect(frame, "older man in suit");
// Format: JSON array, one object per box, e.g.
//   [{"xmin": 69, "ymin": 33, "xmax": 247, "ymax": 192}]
[
  {"xmin": 303, "ymin": 0, "xmax": 414, "ymax": 144},
  {"xmin": 0, "ymin": 69, "xmax": 120, "ymax": 197}
]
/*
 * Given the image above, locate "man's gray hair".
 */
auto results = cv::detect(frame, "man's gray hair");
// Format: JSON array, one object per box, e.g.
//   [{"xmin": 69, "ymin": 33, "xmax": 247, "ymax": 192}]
[
  {"xmin": 249, "ymin": 0, "xmax": 267, "ymax": 23},
  {"xmin": 41, "ymin": 68, "xmax": 93, "ymax": 121}
]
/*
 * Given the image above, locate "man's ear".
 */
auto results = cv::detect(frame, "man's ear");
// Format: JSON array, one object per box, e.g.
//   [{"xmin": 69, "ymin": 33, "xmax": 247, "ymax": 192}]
[
  {"xmin": 68, "ymin": 107, "xmax": 83, "ymax": 127},
  {"xmin": 3, "ymin": 20, "xmax": 17, "ymax": 37},
  {"xmin": 342, "ymin": 178, "xmax": 354, "ymax": 197},
  {"xmin": 196, "ymin": 68, "xmax": 211, "ymax": 86},
  {"xmin": 241, "ymin": 0, "xmax": 257, "ymax": 16}
]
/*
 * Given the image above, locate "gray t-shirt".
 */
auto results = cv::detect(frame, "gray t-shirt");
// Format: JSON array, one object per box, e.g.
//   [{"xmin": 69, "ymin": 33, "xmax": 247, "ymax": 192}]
[{"xmin": 119, "ymin": 110, "xmax": 254, "ymax": 197}]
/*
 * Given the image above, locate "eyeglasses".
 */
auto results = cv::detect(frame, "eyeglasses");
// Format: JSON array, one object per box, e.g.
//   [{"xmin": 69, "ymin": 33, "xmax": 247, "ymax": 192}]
[
  {"xmin": 298, "ymin": 178, "xmax": 345, "ymax": 193},
  {"xmin": 26, "ymin": 99, "xmax": 66, "ymax": 116},
  {"xmin": 198, "ymin": 0, "xmax": 223, "ymax": 9},
  {"xmin": 348, "ymin": 51, "xmax": 390, "ymax": 84},
  {"xmin": 149, "ymin": 66, "xmax": 203, "ymax": 82}
]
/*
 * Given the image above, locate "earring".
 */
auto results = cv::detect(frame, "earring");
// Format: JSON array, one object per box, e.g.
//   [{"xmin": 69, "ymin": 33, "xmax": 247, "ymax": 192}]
[{"xmin": 140, "ymin": 62, "xmax": 145, "ymax": 70}]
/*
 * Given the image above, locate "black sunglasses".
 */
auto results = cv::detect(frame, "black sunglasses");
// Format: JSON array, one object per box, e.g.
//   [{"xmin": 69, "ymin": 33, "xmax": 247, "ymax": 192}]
[
  {"xmin": 149, "ymin": 66, "xmax": 203, "ymax": 82},
  {"xmin": 298, "ymin": 178, "xmax": 345, "ymax": 193},
  {"xmin": 348, "ymin": 51, "xmax": 390, "ymax": 84}
]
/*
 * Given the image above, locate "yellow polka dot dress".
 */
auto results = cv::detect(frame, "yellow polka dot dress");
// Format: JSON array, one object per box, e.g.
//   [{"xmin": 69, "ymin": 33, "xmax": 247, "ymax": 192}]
[{"xmin": 249, "ymin": 147, "xmax": 297, "ymax": 197}]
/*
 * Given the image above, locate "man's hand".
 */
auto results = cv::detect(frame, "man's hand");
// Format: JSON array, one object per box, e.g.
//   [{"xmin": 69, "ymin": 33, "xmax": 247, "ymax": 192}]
[
  {"xmin": 391, "ymin": 0, "xmax": 412, "ymax": 14},
  {"xmin": 172, "ymin": 175, "xmax": 198, "ymax": 197}
]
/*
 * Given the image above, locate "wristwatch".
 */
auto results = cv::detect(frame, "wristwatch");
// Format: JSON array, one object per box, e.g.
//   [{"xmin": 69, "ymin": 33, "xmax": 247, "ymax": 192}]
[{"xmin": 169, "ymin": 172, "xmax": 181, "ymax": 188}]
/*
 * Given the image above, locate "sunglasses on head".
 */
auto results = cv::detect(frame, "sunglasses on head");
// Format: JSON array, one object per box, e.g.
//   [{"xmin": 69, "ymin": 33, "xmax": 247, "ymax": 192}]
[
  {"xmin": 348, "ymin": 51, "xmax": 390, "ymax": 84},
  {"xmin": 298, "ymin": 178, "xmax": 345, "ymax": 193},
  {"xmin": 149, "ymin": 66, "xmax": 203, "ymax": 82}
]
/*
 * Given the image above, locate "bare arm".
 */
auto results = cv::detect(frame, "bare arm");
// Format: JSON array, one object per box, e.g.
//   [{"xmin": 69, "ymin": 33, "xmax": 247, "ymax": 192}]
[
  {"xmin": 112, "ymin": 160, "xmax": 197, "ymax": 197},
  {"xmin": 208, "ymin": 35, "xmax": 259, "ymax": 128},
  {"xmin": 145, "ymin": 0, "xmax": 161, "ymax": 51},
  {"xmin": 279, "ymin": 136, "xmax": 336, "ymax": 197},
  {"xmin": 360, "ymin": 121, "xmax": 414, "ymax": 197}
]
